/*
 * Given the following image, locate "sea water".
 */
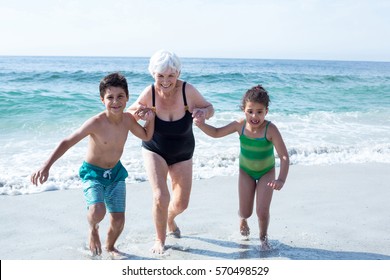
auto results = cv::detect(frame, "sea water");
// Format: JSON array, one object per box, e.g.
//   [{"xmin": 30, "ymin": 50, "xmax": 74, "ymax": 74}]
[{"xmin": 1, "ymin": 56, "xmax": 389, "ymax": 195}]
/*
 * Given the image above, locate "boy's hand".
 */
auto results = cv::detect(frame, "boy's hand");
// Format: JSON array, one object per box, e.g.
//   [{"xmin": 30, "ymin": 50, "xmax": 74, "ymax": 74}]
[
  {"xmin": 31, "ymin": 168, "xmax": 49, "ymax": 186},
  {"xmin": 135, "ymin": 105, "xmax": 154, "ymax": 121}
]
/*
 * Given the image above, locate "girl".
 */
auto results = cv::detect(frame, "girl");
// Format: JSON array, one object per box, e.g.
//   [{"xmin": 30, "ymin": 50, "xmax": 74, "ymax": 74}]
[{"xmin": 194, "ymin": 85, "xmax": 289, "ymax": 250}]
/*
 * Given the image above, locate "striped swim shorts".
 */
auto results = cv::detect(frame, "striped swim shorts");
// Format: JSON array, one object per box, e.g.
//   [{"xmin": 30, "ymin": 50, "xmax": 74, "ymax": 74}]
[{"xmin": 79, "ymin": 161, "xmax": 128, "ymax": 213}]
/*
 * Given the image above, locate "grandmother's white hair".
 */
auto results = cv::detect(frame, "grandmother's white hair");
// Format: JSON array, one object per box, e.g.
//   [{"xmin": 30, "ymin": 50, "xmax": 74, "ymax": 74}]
[{"xmin": 148, "ymin": 50, "xmax": 182, "ymax": 76}]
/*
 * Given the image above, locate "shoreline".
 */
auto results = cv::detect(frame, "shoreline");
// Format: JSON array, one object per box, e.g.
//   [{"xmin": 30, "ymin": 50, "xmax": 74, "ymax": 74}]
[{"xmin": 0, "ymin": 163, "xmax": 389, "ymax": 260}]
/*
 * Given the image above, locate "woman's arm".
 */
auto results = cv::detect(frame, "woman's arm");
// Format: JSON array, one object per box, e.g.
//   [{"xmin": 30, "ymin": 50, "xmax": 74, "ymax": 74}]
[{"xmin": 185, "ymin": 83, "xmax": 214, "ymax": 120}]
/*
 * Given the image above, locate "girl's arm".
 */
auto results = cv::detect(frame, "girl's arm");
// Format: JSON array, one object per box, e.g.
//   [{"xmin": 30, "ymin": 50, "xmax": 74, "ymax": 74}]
[
  {"xmin": 267, "ymin": 123, "xmax": 289, "ymax": 190},
  {"xmin": 195, "ymin": 118, "xmax": 242, "ymax": 138}
]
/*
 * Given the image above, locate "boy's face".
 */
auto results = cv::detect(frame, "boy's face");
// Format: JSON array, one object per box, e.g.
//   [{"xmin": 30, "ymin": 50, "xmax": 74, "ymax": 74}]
[
  {"xmin": 101, "ymin": 86, "xmax": 129, "ymax": 114},
  {"xmin": 244, "ymin": 101, "xmax": 268, "ymax": 128}
]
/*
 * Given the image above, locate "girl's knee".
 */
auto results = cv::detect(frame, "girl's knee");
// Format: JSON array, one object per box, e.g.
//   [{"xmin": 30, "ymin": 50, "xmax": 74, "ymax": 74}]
[
  {"xmin": 256, "ymin": 209, "xmax": 270, "ymax": 221},
  {"xmin": 239, "ymin": 209, "xmax": 252, "ymax": 219}
]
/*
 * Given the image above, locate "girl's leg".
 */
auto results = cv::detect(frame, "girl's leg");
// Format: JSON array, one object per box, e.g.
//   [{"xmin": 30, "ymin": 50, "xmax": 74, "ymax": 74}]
[
  {"xmin": 238, "ymin": 168, "xmax": 256, "ymax": 237},
  {"xmin": 142, "ymin": 148, "xmax": 170, "ymax": 254},
  {"xmin": 167, "ymin": 158, "xmax": 193, "ymax": 236},
  {"xmin": 256, "ymin": 168, "xmax": 275, "ymax": 250}
]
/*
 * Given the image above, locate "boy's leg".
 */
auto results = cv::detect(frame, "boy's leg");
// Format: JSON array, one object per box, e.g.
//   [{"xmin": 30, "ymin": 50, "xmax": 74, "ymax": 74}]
[
  {"xmin": 104, "ymin": 181, "xmax": 126, "ymax": 254},
  {"xmin": 87, "ymin": 202, "xmax": 106, "ymax": 255},
  {"xmin": 238, "ymin": 169, "xmax": 256, "ymax": 237},
  {"xmin": 106, "ymin": 212, "xmax": 125, "ymax": 253},
  {"xmin": 83, "ymin": 180, "xmax": 106, "ymax": 255},
  {"xmin": 255, "ymin": 169, "xmax": 275, "ymax": 250}
]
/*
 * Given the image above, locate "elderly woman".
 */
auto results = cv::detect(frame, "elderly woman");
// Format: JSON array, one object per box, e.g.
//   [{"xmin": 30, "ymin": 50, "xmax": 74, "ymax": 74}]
[{"xmin": 128, "ymin": 50, "xmax": 214, "ymax": 254}]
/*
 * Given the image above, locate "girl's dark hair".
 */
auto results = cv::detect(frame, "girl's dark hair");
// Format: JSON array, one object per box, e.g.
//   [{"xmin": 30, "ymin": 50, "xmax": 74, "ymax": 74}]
[
  {"xmin": 240, "ymin": 84, "xmax": 270, "ymax": 110},
  {"xmin": 99, "ymin": 72, "xmax": 129, "ymax": 98}
]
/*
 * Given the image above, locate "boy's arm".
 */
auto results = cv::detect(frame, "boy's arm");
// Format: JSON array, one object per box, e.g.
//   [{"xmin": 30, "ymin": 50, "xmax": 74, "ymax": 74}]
[
  {"xmin": 31, "ymin": 120, "xmax": 92, "ymax": 186},
  {"xmin": 267, "ymin": 124, "xmax": 289, "ymax": 190},
  {"xmin": 127, "ymin": 111, "xmax": 155, "ymax": 141},
  {"xmin": 127, "ymin": 87, "xmax": 150, "ymax": 121}
]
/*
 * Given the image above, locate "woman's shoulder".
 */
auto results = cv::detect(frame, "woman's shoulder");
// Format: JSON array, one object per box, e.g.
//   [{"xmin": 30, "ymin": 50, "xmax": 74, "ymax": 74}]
[
  {"xmin": 182, "ymin": 80, "xmax": 197, "ymax": 92},
  {"xmin": 182, "ymin": 81, "xmax": 203, "ymax": 100}
]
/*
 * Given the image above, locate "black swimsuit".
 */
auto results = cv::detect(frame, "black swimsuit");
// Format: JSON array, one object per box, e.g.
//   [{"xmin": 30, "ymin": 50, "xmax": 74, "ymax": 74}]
[{"xmin": 142, "ymin": 82, "xmax": 195, "ymax": 165}]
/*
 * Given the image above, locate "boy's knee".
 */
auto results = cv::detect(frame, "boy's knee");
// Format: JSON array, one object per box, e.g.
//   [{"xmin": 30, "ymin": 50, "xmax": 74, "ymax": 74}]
[
  {"xmin": 111, "ymin": 214, "xmax": 125, "ymax": 229},
  {"xmin": 89, "ymin": 203, "xmax": 106, "ymax": 219}
]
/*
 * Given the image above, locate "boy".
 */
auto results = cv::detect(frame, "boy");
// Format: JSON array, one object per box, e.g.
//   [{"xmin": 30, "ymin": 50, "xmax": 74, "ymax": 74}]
[{"xmin": 31, "ymin": 72, "xmax": 155, "ymax": 256}]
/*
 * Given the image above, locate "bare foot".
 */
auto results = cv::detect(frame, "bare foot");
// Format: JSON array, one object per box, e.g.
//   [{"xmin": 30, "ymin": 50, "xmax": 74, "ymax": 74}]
[
  {"xmin": 240, "ymin": 218, "xmax": 250, "ymax": 238},
  {"xmin": 89, "ymin": 224, "xmax": 102, "ymax": 256},
  {"xmin": 260, "ymin": 236, "xmax": 271, "ymax": 251},
  {"xmin": 106, "ymin": 247, "xmax": 124, "ymax": 257},
  {"xmin": 167, "ymin": 220, "xmax": 178, "ymax": 235},
  {"xmin": 150, "ymin": 240, "xmax": 165, "ymax": 254},
  {"xmin": 167, "ymin": 227, "xmax": 181, "ymax": 238}
]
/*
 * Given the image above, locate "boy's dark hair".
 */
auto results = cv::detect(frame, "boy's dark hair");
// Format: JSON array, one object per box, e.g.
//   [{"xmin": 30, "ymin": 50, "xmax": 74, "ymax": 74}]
[
  {"xmin": 240, "ymin": 84, "xmax": 270, "ymax": 110},
  {"xmin": 99, "ymin": 72, "xmax": 129, "ymax": 98}
]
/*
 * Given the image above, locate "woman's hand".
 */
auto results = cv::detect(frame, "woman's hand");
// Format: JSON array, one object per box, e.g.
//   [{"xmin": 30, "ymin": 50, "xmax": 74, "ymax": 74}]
[{"xmin": 135, "ymin": 105, "xmax": 154, "ymax": 121}]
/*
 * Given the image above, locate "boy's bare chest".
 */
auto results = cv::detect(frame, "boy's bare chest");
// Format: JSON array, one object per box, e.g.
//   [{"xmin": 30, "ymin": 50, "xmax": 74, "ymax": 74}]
[{"xmin": 96, "ymin": 125, "xmax": 128, "ymax": 146}]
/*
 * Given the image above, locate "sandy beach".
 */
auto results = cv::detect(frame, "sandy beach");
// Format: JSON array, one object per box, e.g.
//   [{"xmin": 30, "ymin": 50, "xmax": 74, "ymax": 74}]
[{"xmin": 0, "ymin": 163, "xmax": 389, "ymax": 260}]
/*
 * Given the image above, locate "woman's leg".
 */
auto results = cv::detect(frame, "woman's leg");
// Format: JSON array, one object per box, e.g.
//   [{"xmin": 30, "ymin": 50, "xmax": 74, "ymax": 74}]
[
  {"xmin": 142, "ymin": 148, "xmax": 170, "ymax": 254},
  {"xmin": 167, "ymin": 158, "xmax": 193, "ymax": 235}
]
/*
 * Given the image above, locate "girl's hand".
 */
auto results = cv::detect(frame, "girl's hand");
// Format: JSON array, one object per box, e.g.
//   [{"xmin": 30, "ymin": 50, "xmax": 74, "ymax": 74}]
[
  {"xmin": 192, "ymin": 108, "xmax": 206, "ymax": 119},
  {"xmin": 267, "ymin": 179, "xmax": 285, "ymax": 191},
  {"xmin": 193, "ymin": 112, "xmax": 206, "ymax": 127}
]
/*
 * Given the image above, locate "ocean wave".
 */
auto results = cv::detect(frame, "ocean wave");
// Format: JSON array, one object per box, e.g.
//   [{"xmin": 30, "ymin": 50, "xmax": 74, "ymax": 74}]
[
  {"xmin": 1, "ymin": 142, "xmax": 389, "ymax": 196},
  {"xmin": 2, "ymin": 70, "xmax": 149, "ymax": 84}
]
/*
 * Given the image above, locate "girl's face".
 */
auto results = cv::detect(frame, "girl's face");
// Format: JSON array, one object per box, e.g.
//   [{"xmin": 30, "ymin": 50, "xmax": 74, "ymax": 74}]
[
  {"xmin": 244, "ymin": 101, "xmax": 268, "ymax": 128},
  {"xmin": 153, "ymin": 68, "xmax": 179, "ymax": 93}
]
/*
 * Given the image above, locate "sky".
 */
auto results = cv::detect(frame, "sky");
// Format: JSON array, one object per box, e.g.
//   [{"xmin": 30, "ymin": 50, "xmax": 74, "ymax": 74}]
[{"xmin": 1, "ymin": 0, "xmax": 389, "ymax": 61}]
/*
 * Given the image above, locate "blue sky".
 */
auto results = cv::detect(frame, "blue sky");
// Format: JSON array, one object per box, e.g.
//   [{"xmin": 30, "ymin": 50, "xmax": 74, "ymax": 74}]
[{"xmin": 1, "ymin": 0, "xmax": 389, "ymax": 61}]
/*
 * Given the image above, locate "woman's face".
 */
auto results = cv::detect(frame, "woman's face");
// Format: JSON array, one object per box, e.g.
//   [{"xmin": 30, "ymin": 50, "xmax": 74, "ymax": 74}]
[{"xmin": 154, "ymin": 68, "xmax": 179, "ymax": 93}]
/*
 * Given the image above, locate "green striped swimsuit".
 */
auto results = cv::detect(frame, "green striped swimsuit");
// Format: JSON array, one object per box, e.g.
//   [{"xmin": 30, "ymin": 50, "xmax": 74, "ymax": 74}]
[{"xmin": 239, "ymin": 121, "xmax": 275, "ymax": 180}]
